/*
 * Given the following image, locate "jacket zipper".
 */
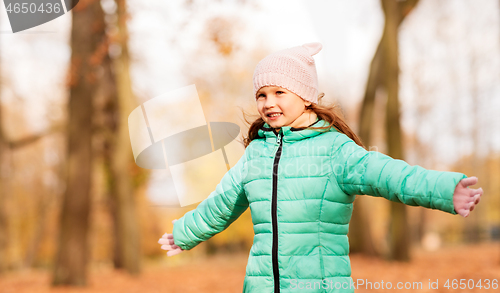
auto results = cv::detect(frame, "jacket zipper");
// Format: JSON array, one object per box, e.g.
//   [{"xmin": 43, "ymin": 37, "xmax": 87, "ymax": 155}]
[{"xmin": 271, "ymin": 129, "xmax": 283, "ymax": 293}]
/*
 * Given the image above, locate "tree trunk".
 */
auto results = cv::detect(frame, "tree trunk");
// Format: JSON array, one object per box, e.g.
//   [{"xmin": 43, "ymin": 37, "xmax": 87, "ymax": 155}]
[
  {"xmin": 382, "ymin": 0, "xmax": 410, "ymax": 262},
  {"xmin": 98, "ymin": 49, "xmax": 122, "ymax": 269},
  {"xmin": 0, "ymin": 87, "xmax": 8, "ymax": 274},
  {"xmin": 106, "ymin": 0, "xmax": 141, "ymax": 275},
  {"xmin": 0, "ymin": 10, "xmax": 7, "ymax": 272},
  {"xmin": 350, "ymin": 0, "xmax": 420, "ymax": 256},
  {"xmin": 52, "ymin": 0, "xmax": 106, "ymax": 286}
]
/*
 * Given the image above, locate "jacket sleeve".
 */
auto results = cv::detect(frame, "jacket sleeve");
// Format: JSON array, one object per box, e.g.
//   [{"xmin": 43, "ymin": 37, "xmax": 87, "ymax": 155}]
[
  {"xmin": 172, "ymin": 149, "xmax": 249, "ymax": 250},
  {"xmin": 332, "ymin": 134, "xmax": 467, "ymax": 215}
]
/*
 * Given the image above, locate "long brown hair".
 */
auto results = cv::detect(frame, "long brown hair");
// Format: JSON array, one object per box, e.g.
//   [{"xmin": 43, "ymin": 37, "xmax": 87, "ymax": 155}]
[{"xmin": 240, "ymin": 93, "xmax": 365, "ymax": 149}]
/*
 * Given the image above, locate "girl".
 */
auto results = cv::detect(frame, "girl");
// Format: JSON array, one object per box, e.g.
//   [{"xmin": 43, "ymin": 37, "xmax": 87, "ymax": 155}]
[{"xmin": 158, "ymin": 42, "xmax": 483, "ymax": 293}]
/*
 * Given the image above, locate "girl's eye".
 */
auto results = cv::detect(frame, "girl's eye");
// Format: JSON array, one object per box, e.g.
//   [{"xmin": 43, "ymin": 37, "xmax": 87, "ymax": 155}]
[
  {"xmin": 257, "ymin": 93, "xmax": 265, "ymax": 99},
  {"xmin": 276, "ymin": 91, "xmax": 284, "ymax": 94}
]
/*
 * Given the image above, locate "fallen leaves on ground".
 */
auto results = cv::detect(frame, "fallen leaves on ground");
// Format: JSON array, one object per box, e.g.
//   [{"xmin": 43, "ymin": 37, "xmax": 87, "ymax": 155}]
[{"xmin": 0, "ymin": 242, "xmax": 498, "ymax": 292}]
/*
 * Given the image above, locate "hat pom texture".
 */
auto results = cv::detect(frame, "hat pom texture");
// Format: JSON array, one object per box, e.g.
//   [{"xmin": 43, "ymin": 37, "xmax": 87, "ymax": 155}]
[{"xmin": 253, "ymin": 42, "xmax": 323, "ymax": 104}]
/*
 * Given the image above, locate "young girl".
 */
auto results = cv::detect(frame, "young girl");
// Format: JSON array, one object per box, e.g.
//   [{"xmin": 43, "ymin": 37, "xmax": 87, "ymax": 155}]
[{"xmin": 158, "ymin": 42, "xmax": 483, "ymax": 292}]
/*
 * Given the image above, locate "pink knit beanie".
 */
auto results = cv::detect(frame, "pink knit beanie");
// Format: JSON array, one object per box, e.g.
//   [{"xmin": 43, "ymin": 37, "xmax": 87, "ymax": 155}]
[{"xmin": 253, "ymin": 42, "xmax": 323, "ymax": 104}]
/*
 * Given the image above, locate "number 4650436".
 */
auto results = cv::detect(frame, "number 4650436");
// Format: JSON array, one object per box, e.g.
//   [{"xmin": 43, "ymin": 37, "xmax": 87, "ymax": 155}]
[
  {"xmin": 443, "ymin": 279, "xmax": 498, "ymax": 290},
  {"xmin": 5, "ymin": 3, "xmax": 62, "ymax": 14}
]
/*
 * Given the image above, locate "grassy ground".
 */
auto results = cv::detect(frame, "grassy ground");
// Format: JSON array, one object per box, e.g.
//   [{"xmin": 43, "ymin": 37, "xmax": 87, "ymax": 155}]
[{"xmin": 0, "ymin": 242, "xmax": 499, "ymax": 292}]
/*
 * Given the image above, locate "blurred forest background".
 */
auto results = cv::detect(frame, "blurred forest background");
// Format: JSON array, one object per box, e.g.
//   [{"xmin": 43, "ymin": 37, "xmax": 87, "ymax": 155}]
[{"xmin": 0, "ymin": 0, "xmax": 499, "ymax": 292}]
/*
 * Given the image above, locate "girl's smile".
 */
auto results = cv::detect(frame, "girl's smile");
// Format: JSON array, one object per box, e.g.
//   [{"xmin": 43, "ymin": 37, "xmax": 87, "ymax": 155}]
[{"xmin": 267, "ymin": 112, "xmax": 282, "ymax": 120}]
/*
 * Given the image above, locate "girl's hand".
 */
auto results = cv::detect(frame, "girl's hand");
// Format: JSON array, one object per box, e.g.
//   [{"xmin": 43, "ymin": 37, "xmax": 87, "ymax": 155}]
[
  {"xmin": 158, "ymin": 219, "xmax": 184, "ymax": 256},
  {"xmin": 453, "ymin": 176, "xmax": 483, "ymax": 218}
]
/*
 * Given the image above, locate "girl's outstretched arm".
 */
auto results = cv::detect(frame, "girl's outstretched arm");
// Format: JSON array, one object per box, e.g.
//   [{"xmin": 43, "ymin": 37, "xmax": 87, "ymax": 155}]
[
  {"xmin": 332, "ymin": 133, "xmax": 478, "ymax": 215},
  {"xmin": 453, "ymin": 176, "xmax": 483, "ymax": 217},
  {"xmin": 159, "ymin": 219, "xmax": 184, "ymax": 256},
  {"xmin": 167, "ymin": 150, "xmax": 250, "ymax": 251}
]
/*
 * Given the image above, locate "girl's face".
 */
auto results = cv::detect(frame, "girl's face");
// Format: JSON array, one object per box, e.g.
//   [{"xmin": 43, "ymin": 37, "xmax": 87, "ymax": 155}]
[{"xmin": 256, "ymin": 86, "xmax": 313, "ymax": 130}]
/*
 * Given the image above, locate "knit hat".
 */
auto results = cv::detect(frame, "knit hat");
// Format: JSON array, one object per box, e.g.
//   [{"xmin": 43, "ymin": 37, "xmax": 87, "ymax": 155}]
[{"xmin": 253, "ymin": 42, "xmax": 323, "ymax": 104}]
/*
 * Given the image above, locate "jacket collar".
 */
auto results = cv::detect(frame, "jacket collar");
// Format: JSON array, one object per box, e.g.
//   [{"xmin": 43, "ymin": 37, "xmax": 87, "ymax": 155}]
[{"xmin": 257, "ymin": 117, "xmax": 333, "ymax": 143}]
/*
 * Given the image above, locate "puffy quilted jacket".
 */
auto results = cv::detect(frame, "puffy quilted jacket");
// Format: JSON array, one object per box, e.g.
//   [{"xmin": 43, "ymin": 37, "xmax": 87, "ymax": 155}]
[{"xmin": 172, "ymin": 118, "xmax": 466, "ymax": 293}]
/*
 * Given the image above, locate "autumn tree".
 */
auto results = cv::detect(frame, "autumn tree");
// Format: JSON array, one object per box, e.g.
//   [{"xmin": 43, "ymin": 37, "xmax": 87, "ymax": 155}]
[
  {"xmin": 349, "ymin": 0, "xmax": 421, "ymax": 260},
  {"xmin": 0, "ymin": 24, "xmax": 7, "ymax": 273},
  {"xmin": 102, "ymin": 0, "xmax": 141, "ymax": 274},
  {"xmin": 52, "ymin": 0, "xmax": 107, "ymax": 285}
]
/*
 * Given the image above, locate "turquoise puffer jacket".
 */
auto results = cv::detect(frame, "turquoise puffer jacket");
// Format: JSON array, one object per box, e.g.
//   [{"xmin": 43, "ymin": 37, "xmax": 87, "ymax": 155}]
[{"xmin": 172, "ymin": 118, "xmax": 466, "ymax": 293}]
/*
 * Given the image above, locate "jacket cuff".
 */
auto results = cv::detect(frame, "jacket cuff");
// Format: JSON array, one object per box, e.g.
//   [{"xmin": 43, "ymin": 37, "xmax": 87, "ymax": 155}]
[
  {"xmin": 436, "ymin": 172, "xmax": 467, "ymax": 215},
  {"xmin": 172, "ymin": 214, "xmax": 196, "ymax": 251}
]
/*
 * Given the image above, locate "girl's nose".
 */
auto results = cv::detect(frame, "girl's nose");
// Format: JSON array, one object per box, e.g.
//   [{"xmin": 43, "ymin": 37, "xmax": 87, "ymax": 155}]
[{"xmin": 265, "ymin": 96, "xmax": 277, "ymax": 108}]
